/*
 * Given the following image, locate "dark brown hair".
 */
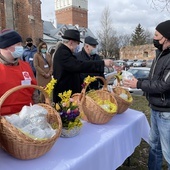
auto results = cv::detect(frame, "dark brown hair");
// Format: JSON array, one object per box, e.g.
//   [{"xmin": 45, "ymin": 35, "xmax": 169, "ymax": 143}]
[{"xmin": 37, "ymin": 41, "xmax": 47, "ymax": 53}]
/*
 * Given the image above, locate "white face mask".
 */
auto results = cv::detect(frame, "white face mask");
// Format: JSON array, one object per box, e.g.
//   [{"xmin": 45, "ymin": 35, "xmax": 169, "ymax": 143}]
[
  {"xmin": 10, "ymin": 46, "xmax": 24, "ymax": 59},
  {"xmin": 90, "ymin": 48, "xmax": 97, "ymax": 55}
]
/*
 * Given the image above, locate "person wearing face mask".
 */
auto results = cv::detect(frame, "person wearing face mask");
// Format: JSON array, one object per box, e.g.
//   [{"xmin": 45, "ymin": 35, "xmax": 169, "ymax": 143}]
[
  {"xmin": 123, "ymin": 20, "xmax": 170, "ymax": 170},
  {"xmin": 33, "ymin": 42, "xmax": 52, "ymax": 102},
  {"xmin": 21, "ymin": 37, "xmax": 37, "ymax": 76},
  {"xmin": 53, "ymin": 29, "xmax": 115, "ymax": 103},
  {"xmin": 0, "ymin": 29, "xmax": 39, "ymax": 115},
  {"xmin": 75, "ymin": 36, "xmax": 104, "ymax": 91}
]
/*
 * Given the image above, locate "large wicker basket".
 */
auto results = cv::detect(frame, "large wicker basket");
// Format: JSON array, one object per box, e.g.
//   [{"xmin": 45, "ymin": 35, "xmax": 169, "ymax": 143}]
[
  {"xmin": 78, "ymin": 76, "xmax": 118, "ymax": 124},
  {"xmin": 106, "ymin": 74, "xmax": 133, "ymax": 114},
  {"xmin": 0, "ymin": 85, "xmax": 62, "ymax": 160}
]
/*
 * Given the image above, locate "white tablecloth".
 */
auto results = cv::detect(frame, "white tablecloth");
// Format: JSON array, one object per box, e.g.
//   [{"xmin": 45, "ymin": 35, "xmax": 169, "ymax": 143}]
[{"xmin": 0, "ymin": 109, "xmax": 150, "ymax": 170}]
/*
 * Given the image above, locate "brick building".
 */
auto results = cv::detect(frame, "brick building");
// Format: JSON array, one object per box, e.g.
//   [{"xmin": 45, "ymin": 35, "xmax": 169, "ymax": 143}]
[
  {"xmin": 55, "ymin": 0, "xmax": 88, "ymax": 28},
  {"xmin": 120, "ymin": 44, "xmax": 156, "ymax": 60},
  {"xmin": 0, "ymin": 0, "xmax": 43, "ymax": 45}
]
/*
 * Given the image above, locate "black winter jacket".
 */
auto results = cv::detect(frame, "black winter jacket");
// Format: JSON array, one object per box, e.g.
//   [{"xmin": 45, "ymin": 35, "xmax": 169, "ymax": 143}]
[
  {"xmin": 137, "ymin": 48, "xmax": 170, "ymax": 111},
  {"xmin": 53, "ymin": 44, "xmax": 104, "ymax": 103},
  {"xmin": 75, "ymin": 48, "xmax": 104, "ymax": 90}
]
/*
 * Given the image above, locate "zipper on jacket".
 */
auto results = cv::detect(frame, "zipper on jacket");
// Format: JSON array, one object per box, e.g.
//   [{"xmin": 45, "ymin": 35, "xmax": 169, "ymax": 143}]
[
  {"xmin": 164, "ymin": 70, "xmax": 170, "ymax": 82},
  {"xmin": 161, "ymin": 93, "xmax": 165, "ymax": 101},
  {"xmin": 151, "ymin": 51, "xmax": 163, "ymax": 79}
]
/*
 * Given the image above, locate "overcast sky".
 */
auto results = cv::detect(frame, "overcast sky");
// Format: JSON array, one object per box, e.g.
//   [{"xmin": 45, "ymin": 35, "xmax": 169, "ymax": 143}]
[{"xmin": 41, "ymin": 0, "xmax": 169, "ymax": 36}]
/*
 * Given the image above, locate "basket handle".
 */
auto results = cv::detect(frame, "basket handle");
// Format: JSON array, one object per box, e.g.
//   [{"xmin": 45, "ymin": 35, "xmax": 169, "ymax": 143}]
[
  {"xmin": 106, "ymin": 73, "xmax": 121, "ymax": 87},
  {"xmin": 0, "ymin": 85, "xmax": 50, "ymax": 115},
  {"xmin": 79, "ymin": 76, "xmax": 108, "ymax": 103}
]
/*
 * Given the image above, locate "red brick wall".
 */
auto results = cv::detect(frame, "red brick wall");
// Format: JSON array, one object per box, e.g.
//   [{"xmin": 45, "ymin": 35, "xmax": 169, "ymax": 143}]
[
  {"xmin": 56, "ymin": 7, "xmax": 88, "ymax": 28},
  {"xmin": 14, "ymin": 0, "xmax": 43, "ymax": 45},
  {"xmin": 0, "ymin": 0, "xmax": 6, "ymax": 30},
  {"xmin": 0, "ymin": 0, "xmax": 43, "ymax": 46}
]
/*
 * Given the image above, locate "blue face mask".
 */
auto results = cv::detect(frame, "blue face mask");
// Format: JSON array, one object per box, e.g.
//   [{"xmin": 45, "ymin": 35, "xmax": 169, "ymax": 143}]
[
  {"xmin": 41, "ymin": 49, "xmax": 47, "ymax": 53},
  {"xmin": 73, "ymin": 45, "xmax": 79, "ymax": 53},
  {"xmin": 10, "ymin": 46, "xmax": 24, "ymax": 59},
  {"xmin": 90, "ymin": 48, "xmax": 97, "ymax": 55}
]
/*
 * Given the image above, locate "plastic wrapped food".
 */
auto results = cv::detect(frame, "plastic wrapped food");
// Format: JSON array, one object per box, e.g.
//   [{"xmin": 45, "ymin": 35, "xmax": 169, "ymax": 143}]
[
  {"xmin": 5, "ymin": 104, "xmax": 56, "ymax": 140},
  {"xmin": 119, "ymin": 93, "xmax": 128, "ymax": 100}
]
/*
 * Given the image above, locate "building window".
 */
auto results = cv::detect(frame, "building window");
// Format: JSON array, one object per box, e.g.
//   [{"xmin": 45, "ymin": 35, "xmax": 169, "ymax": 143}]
[{"xmin": 143, "ymin": 51, "xmax": 148, "ymax": 58}]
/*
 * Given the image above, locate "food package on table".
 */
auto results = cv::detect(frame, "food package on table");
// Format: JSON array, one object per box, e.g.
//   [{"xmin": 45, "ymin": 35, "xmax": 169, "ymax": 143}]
[{"xmin": 5, "ymin": 104, "xmax": 57, "ymax": 140}]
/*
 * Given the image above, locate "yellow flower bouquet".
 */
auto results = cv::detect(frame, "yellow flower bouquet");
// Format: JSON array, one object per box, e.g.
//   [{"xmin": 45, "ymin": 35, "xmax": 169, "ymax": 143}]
[
  {"xmin": 55, "ymin": 90, "xmax": 83, "ymax": 137},
  {"xmin": 44, "ymin": 79, "xmax": 82, "ymax": 137}
]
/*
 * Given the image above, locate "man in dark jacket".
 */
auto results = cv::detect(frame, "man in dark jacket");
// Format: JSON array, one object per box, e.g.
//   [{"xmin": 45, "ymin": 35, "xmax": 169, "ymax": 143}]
[
  {"xmin": 52, "ymin": 29, "xmax": 114, "ymax": 103},
  {"xmin": 22, "ymin": 37, "xmax": 37, "ymax": 76},
  {"xmin": 75, "ymin": 36, "xmax": 104, "ymax": 91},
  {"xmin": 123, "ymin": 20, "xmax": 170, "ymax": 170}
]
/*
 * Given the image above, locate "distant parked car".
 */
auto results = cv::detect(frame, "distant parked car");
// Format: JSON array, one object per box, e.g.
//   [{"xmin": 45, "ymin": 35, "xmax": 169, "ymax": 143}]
[
  {"xmin": 133, "ymin": 60, "xmax": 144, "ymax": 67},
  {"xmin": 146, "ymin": 59, "xmax": 153, "ymax": 68},
  {"xmin": 126, "ymin": 59, "xmax": 134, "ymax": 67},
  {"xmin": 141, "ymin": 60, "xmax": 146, "ymax": 67},
  {"xmin": 128, "ymin": 67, "xmax": 150, "ymax": 79},
  {"xmin": 104, "ymin": 67, "xmax": 117, "ymax": 85},
  {"xmin": 122, "ymin": 67, "xmax": 150, "ymax": 95},
  {"xmin": 114, "ymin": 60, "xmax": 130, "ymax": 70},
  {"xmin": 105, "ymin": 67, "xmax": 150, "ymax": 95}
]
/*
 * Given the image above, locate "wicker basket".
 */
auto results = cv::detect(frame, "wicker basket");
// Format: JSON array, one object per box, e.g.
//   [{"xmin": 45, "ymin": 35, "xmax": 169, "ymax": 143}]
[
  {"xmin": 106, "ymin": 74, "xmax": 133, "ymax": 114},
  {"xmin": 0, "ymin": 85, "xmax": 62, "ymax": 160},
  {"xmin": 78, "ymin": 76, "xmax": 117, "ymax": 124},
  {"xmin": 72, "ymin": 93, "xmax": 88, "ymax": 121}
]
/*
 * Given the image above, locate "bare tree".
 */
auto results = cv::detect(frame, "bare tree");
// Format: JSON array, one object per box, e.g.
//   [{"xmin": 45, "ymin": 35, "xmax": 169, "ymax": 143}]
[
  {"xmin": 97, "ymin": 6, "xmax": 118, "ymax": 59},
  {"xmin": 149, "ymin": 0, "xmax": 170, "ymax": 11},
  {"xmin": 118, "ymin": 34, "xmax": 131, "ymax": 48},
  {"xmin": 145, "ymin": 29, "xmax": 153, "ymax": 44}
]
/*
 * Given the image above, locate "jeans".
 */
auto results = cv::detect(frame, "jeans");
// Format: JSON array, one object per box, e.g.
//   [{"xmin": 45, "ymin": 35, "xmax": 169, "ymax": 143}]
[{"xmin": 148, "ymin": 109, "xmax": 170, "ymax": 170}]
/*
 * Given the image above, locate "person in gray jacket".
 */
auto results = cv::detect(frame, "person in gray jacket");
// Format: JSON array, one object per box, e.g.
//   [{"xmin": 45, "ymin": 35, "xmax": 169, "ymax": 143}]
[{"xmin": 123, "ymin": 20, "xmax": 170, "ymax": 170}]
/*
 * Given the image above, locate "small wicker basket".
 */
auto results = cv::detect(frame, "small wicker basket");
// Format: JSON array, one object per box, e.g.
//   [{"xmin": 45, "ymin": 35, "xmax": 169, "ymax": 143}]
[
  {"xmin": 71, "ymin": 93, "xmax": 88, "ymax": 121},
  {"xmin": 0, "ymin": 85, "xmax": 62, "ymax": 160},
  {"xmin": 106, "ymin": 74, "xmax": 133, "ymax": 114},
  {"xmin": 77, "ymin": 76, "xmax": 117, "ymax": 124}
]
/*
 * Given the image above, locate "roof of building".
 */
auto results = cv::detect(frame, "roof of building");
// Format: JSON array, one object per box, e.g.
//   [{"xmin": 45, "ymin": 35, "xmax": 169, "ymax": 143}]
[{"xmin": 43, "ymin": 20, "xmax": 96, "ymax": 42}]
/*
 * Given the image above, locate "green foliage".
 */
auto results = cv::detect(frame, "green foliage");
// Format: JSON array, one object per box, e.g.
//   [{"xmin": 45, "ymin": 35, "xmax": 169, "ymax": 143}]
[{"xmin": 130, "ymin": 24, "xmax": 147, "ymax": 46}]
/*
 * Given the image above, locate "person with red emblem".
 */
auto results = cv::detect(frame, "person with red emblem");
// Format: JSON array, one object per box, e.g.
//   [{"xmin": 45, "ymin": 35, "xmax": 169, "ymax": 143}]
[{"xmin": 0, "ymin": 29, "xmax": 39, "ymax": 115}]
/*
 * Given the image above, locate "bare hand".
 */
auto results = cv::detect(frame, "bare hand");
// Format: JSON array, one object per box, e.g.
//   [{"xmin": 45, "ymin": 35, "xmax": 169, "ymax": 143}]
[
  {"xmin": 44, "ymin": 73, "xmax": 50, "ymax": 78},
  {"xmin": 104, "ymin": 59, "xmax": 114, "ymax": 68},
  {"xmin": 123, "ymin": 77, "xmax": 138, "ymax": 88}
]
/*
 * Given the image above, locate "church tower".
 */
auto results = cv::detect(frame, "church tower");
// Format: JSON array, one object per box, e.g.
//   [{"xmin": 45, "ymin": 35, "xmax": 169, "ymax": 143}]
[{"xmin": 55, "ymin": 0, "xmax": 88, "ymax": 28}]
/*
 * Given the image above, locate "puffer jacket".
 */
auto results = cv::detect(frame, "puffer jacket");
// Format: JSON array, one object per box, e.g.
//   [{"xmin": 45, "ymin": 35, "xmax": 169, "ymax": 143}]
[
  {"xmin": 137, "ymin": 48, "xmax": 170, "ymax": 111},
  {"xmin": 22, "ymin": 45, "xmax": 37, "ymax": 75}
]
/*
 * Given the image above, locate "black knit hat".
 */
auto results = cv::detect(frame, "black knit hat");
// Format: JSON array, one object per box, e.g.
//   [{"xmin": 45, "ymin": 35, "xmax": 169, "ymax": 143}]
[
  {"xmin": 0, "ymin": 29, "xmax": 22, "ymax": 49},
  {"xmin": 156, "ymin": 20, "xmax": 170, "ymax": 40},
  {"xmin": 26, "ymin": 37, "xmax": 33, "ymax": 42}
]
